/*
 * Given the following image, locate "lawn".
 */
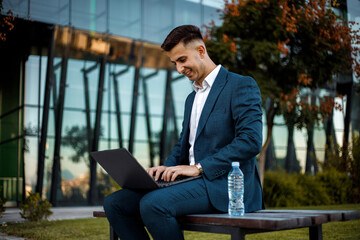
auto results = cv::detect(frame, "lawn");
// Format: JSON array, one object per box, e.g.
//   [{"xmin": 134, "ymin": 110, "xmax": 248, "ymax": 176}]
[{"xmin": 1, "ymin": 204, "xmax": 359, "ymax": 240}]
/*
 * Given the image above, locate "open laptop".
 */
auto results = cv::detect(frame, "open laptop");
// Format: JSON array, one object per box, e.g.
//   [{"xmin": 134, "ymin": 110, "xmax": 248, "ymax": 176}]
[{"xmin": 90, "ymin": 148, "xmax": 202, "ymax": 190}]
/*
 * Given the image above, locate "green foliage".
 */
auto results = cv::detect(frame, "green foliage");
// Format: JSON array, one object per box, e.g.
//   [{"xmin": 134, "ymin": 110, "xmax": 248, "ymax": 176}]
[
  {"xmin": 263, "ymin": 169, "xmax": 353, "ymax": 207},
  {"xmin": 0, "ymin": 196, "xmax": 6, "ymax": 218},
  {"xmin": 263, "ymin": 171, "xmax": 304, "ymax": 207},
  {"xmin": 102, "ymin": 177, "xmax": 121, "ymax": 197},
  {"xmin": 325, "ymin": 134, "xmax": 360, "ymax": 203},
  {"xmin": 297, "ymin": 173, "xmax": 331, "ymax": 206},
  {"xmin": 316, "ymin": 168, "xmax": 352, "ymax": 204},
  {"xmin": 19, "ymin": 191, "xmax": 53, "ymax": 221}
]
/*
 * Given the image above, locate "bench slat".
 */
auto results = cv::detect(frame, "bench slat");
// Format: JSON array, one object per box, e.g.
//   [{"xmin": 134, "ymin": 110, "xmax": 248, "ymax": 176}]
[
  {"xmin": 179, "ymin": 213, "xmax": 315, "ymax": 230},
  {"xmin": 93, "ymin": 209, "xmax": 360, "ymax": 240}
]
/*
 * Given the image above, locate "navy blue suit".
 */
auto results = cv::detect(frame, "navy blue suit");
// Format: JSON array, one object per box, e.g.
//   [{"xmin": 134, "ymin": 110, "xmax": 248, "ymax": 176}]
[
  {"xmin": 164, "ymin": 66, "xmax": 263, "ymax": 212},
  {"xmin": 103, "ymin": 67, "xmax": 264, "ymax": 240}
]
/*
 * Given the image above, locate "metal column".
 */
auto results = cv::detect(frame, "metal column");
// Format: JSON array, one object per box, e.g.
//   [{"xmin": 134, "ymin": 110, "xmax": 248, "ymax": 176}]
[
  {"xmin": 142, "ymin": 71, "xmax": 158, "ymax": 167},
  {"xmin": 50, "ymin": 28, "xmax": 71, "ymax": 205},
  {"xmin": 111, "ymin": 66, "xmax": 129, "ymax": 148},
  {"xmin": 89, "ymin": 57, "xmax": 106, "ymax": 205},
  {"xmin": 36, "ymin": 26, "xmax": 55, "ymax": 196},
  {"xmin": 128, "ymin": 68, "xmax": 140, "ymax": 154}
]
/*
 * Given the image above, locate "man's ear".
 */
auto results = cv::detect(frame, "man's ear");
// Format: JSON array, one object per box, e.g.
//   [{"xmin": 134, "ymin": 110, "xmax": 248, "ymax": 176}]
[{"xmin": 196, "ymin": 44, "xmax": 206, "ymax": 58}]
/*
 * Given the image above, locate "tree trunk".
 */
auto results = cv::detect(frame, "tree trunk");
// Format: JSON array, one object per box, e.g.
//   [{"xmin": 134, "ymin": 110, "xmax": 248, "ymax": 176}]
[
  {"xmin": 258, "ymin": 97, "xmax": 276, "ymax": 185},
  {"xmin": 305, "ymin": 127, "xmax": 318, "ymax": 174},
  {"xmin": 285, "ymin": 124, "xmax": 299, "ymax": 173}
]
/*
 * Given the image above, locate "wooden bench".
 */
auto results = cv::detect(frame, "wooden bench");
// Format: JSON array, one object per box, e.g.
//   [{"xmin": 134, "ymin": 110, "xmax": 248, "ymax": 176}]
[{"xmin": 93, "ymin": 209, "xmax": 360, "ymax": 240}]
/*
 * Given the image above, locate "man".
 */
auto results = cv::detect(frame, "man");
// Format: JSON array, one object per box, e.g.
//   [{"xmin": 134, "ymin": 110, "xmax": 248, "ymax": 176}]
[{"xmin": 103, "ymin": 25, "xmax": 264, "ymax": 240}]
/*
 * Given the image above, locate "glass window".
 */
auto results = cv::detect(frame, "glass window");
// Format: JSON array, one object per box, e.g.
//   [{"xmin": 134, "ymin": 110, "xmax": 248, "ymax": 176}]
[
  {"xmin": 135, "ymin": 115, "xmax": 147, "ymax": 141},
  {"xmin": 117, "ymin": 65, "xmax": 136, "ymax": 114},
  {"xmin": 171, "ymin": 76, "xmax": 193, "ymax": 118},
  {"xmin": 143, "ymin": 68, "xmax": 166, "ymax": 116},
  {"xmin": 202, "ymin": 0, "xmax": 223, "ymax": 26},
  {"xmin": 30, "ymin": 0, "xmax": 70, "ymax": 26},
  {"xmin": 2, "ymin": 0, "xmax": 28, "ymax": 19},
  {"xmin": 25, "ymin": 56, "xmax": 41, "ymax": 105},
  {"xmin": 121, "ymin": 114, "xmax": 131, "ymax": 142},
  {"xmin": 174, "ymin": 0, "xmax": 201, "ymax": 28},
  {"xmin": 109, "ymin": 0, "xmax": 141, "ymax": 39},
  {"xmin": 143, "ymin": 0, "xmax": 174, "ymax": 43},
  {"xmin": 24, "ymin": 106, "xmax": 39, "ymax": 137},
  {"xmin": 59, "ymin": 141, "xmax": 90, "ymax": 204},
  {"xmin": 24, "ymin": 136, "xmax": 38, "ymax": 194},
  {"xmin": 71, "ymin": 0, "xmax": 106, "ymax": 32},
  {"xmin": 272, "ymin": 125, "xmax": 288, "ymax": 158},
  {"xmin": 133, "ymin": 142, "xmax": 150, "ymax": 168}
]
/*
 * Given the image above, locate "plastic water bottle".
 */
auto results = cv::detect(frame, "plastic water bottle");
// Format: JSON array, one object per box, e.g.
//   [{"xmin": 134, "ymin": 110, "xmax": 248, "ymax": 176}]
[{"xmin": 228, "ymin": 161, "xmax": 244, "ymax": 216}]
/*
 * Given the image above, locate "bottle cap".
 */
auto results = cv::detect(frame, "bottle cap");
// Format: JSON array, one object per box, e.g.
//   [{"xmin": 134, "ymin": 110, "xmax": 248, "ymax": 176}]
[{"xmin": 232, "ymin": 162, "xmax": 240, "ymax": 167}]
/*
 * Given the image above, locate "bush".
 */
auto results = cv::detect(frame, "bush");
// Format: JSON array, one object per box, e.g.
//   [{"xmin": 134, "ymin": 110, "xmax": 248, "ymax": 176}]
[
  {"xmin": 316, "ymin": 167, "xmax": 352, "ymax": 204},
  {"xmin": 263, "ymin": 170, "xmax": 304, "ymax": 207},
  {"xmin": 0, "ymin": 196, "xmax": 6, "ymax": 218},
  {"xmin": 19, "ymin": 191, "xmax": 53, "ymax": 221},
  {"xmin": 296, "ymin": 174, "xmax": 330, "ymax": 206},
  {"xmin": 325, "ymin": 134, "xmax": 360, "ymax": 203},
  {"xmin": 263, "ymin": 168, "xmax": 351, "ymax": 207}
]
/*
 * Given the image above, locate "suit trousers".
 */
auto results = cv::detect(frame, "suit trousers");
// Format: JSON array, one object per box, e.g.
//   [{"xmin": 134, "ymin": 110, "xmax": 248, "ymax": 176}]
[{"xmin": 103, "ymin": 178, "xmax": 218, "ymax": 240}]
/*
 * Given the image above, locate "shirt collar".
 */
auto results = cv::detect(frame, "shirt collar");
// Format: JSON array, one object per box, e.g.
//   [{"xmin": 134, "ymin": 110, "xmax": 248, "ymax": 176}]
[{"xmin": 192, "ymin": 65, "xmax": 221, "ymax": 92}]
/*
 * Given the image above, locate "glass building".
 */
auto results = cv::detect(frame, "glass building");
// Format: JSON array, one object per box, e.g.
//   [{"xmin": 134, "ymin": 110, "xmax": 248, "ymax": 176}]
[{"xmin": 0, "ymin": 0, "xmax": 359, "ymax": 207}]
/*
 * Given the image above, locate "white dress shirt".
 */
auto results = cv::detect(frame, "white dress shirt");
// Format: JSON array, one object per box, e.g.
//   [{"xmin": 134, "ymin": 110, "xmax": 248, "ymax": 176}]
[{"xmin": 188, "ymin": 65, "xmax": 221, "ymax": 165}]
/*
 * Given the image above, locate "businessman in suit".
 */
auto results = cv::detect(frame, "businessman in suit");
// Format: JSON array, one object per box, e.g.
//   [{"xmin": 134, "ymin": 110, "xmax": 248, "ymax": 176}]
[{"xmin": 103, "ymin": 25, "xmax": 264, "ymax": 240}]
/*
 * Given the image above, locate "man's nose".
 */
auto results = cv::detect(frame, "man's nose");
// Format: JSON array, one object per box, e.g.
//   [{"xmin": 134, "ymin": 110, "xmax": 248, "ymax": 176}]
[{"xmin": 177, "ymin": 64, "xmax": 184, "ymax": 74}]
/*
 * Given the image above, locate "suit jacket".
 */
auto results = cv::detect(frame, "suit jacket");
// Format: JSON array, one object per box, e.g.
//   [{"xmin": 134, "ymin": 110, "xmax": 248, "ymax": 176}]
[{"xmin": 164, "ymin": 66, "xmax": 263, "ymax": 213}]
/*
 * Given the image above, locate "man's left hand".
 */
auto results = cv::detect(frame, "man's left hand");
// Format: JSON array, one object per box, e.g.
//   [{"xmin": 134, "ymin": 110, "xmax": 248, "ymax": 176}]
[{"xmin": 161, "ymin": 165, "xmax": 200, "ymax": 182}]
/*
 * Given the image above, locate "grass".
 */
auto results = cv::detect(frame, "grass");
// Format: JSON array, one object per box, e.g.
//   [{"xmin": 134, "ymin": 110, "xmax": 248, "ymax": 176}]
[{"xmin": 0, "ymin": 204, "xmax": 359, "ymax": 240}]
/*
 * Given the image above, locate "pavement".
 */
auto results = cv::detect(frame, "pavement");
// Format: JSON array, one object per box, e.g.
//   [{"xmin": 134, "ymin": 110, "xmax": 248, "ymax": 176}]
[{"xmin": 0, "ymin": 206, "xmax": 104, "ymax": 240}]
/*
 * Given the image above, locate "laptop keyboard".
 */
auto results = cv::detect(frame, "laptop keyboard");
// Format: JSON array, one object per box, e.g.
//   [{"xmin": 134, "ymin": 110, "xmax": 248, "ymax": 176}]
[{"xmin": 156, "ymin": 175, "xmax": 202, "ymax": 188}]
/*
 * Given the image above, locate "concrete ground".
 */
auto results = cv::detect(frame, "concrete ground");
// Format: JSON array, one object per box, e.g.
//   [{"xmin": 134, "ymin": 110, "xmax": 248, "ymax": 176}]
[{"xmin": 0, "ymin": 206, "xmax": 104, "ymax": 240}]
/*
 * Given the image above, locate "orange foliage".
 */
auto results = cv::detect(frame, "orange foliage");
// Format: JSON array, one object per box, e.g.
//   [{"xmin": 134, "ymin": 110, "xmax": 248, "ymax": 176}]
[
  {"xmin": 230, "ymin": 42, "xmax": 237, "ymax": 53},
  {"xmin": 320, "ymin": 95, "xmax": 343, "ymax": 115},
  {"xmin": 298, "ymin": 73, "xmax": 312, "ymax": 86},
  {"xmin": 223, "ymin": 34, "xmax": 229, "ymax": 43},
  {"xmin": 275, "ymin": 0, "xmax": 360, "ymax": 79},
  {"xmin": 218, "ymin": 0, "xmax": 360, "ymax": 78},
  {"xmin": 0, "ymin": 10, "xmax": 15, "ymax": 42},
  {"xmin": 224, "ymin": 0, "xmax": 241, "ymax": 17},
  {"xmin": 277, "ymin": 39, "xmax": 290, "ymax": 56}
]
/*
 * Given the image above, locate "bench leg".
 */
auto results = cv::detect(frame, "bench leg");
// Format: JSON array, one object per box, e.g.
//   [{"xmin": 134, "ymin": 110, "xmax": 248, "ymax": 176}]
[
  {"xmin": 231, "ymin": 228, "xmax": 245, "ymax": 240},
  {"xmin": 309, "ymin": 225, "xmax": 323, "ymax": 240},
  {"xmin": 110, "ymin": 225, "xmax": 119, "ymax": 240}
]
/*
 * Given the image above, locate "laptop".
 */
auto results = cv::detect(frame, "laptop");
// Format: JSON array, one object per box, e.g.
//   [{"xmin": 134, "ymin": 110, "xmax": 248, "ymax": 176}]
[{"xmin": 90, "ymin": 148, "xmax": 202, "ymax": 190}]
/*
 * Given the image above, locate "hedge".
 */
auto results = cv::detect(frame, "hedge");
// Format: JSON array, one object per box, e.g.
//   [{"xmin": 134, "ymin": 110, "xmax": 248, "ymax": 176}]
[{"xmin": 263, "ymin": 168, "xmax": 352, "ymax": 207}]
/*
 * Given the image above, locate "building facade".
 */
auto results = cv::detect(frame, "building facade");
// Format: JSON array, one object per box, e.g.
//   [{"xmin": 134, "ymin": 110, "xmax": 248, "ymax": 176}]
[{"xmin": 0, "ymin": 0, "xmax": 359, "ymax": 207}]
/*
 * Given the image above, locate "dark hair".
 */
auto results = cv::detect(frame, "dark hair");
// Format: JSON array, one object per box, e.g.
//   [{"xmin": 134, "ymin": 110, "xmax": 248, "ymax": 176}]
[{"xmin": 161, "ymin": 25, "xmax": 203, "ymax": 51}]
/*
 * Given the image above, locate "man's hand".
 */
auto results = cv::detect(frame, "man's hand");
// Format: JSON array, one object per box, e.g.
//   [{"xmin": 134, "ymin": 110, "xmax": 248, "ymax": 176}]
[
  {"xmin": 147, "ymin": 165, "xmax": 200, "ymax": 182},
  {"xmin": 146, "ymin": 166, "xmax": 168, "ymax": 182},
  {"xmin": 161, "ymin": 165, "xmax": 200, "ymax": 182}
]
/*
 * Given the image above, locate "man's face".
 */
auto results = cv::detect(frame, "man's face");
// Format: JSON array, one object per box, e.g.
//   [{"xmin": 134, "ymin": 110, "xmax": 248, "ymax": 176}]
[{"xmin": 167, "ymin": 41, "xmax": 206, "ymax": 84}]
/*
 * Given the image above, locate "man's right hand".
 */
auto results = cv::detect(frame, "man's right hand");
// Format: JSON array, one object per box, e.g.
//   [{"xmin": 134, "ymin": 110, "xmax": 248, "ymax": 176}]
[{"xmin": 146, "ymin": 166, "xmax": 168, "ymax": 182}]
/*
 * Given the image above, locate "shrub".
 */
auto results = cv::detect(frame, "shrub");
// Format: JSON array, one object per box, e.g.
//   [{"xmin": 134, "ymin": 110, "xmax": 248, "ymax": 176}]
[
  {"xmin": 296, "ymin": 173, "xmax": 330, "ymax": 206},
  {"xmin": 0, "ymin": 196, "xmax": 6, "ymax": 218},
  {"xmin": 263, "ymin": 168, "xmax": 351, "ymax": 207},
  {"xmin": 325, "ymin": 134, "xmax": 360, "ymax": 203},
  {"xmin": 19, "ymin": 191, "xmax": 53, "ymax": 221},
  {"xmin": 263, "ymin": 170, "xmax": 304, "ymax": 207},
  {"xmin": 316, "ymin": 167, "xmax": 352, "ymax": 204}
]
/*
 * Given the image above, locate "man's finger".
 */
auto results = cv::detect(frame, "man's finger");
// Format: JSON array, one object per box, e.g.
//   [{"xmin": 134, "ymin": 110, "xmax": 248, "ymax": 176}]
[{"xmin": 154, "ymin": 167, "xmax": 165, "ymax": 181}]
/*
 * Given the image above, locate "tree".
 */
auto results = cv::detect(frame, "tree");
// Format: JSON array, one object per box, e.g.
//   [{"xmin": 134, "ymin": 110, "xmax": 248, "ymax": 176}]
[
  {"xmin": 0, "ymin": 0, "xmax": 15, "ymax": 42},
  {"xmin": 205, "ymin": 0, "xmax": 360, "ymax": 182}
]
